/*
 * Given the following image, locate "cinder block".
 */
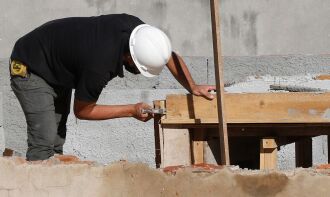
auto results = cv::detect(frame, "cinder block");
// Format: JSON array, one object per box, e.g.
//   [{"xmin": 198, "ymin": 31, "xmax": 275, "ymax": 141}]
[
  {"xmin": 0, "ymin": 190, "xmax": 8, "ymax": 197},
  {"xmin": 0, "ymin": 92, "xmax": 5, "ymax": 154},
  {"xmin": 2, "ymin": 87, "xmax": 27, "ymax": 155},
  {"xmin": 122, "ymin": 71, "xmax": 159, "ymax": 89},
  {"xmin": 207, "ymin": 56, "xmax": 253, "ymax": 85},
  {"xmin": 209, "ymin": 56, "xmax": 283, "ymax": 84},
  {"xmin": 158, "ymin": 56, "xmax": 208, "ymax": 89},
  {"xmin": 208, "ymin": 55, "xmax": 330, "ymax": 85},
  {"xmin": 0, "ymin": 158, "xmax": 29, "ymax": 189},
  {"xmin": 29, "ymin": 166, "xmax": 70, "ymax": 188},
  {"xmin": 64, "ymin": 89, "xmax": 187, "ymax": 165},
  {"xmin": 312, "ymin": 135, "xmax": 328, "ymax": 165}
]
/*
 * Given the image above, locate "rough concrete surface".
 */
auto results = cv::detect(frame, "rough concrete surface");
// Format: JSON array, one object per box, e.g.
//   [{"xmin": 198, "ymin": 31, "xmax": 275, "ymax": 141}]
[
  {"xmin": 0, "ymin": 92, "xmax": 4, "ymax": 154},
  {"xmin": 0, "ymin": 0, "xmax": 329, "ymax": 58},
  {"xmin": 1, "ymin": 55, "xmax": 330, "ymax": 168},
  {"xmin": 0, "ymin": 156, "xmax": 329, "ymax": 197}
]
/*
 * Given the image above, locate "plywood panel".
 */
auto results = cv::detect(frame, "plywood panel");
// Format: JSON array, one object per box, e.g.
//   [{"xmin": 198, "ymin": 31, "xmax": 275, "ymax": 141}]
[{"xmin": 164, "ymin": 93, "xmax": 330, "ymax": 124}]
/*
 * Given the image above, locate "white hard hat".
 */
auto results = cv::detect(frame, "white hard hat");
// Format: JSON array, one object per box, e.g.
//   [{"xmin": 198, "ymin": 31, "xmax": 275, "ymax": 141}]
[{"xmin": 129, "ymin": 24, "xmax": 172, "ymax": 77}]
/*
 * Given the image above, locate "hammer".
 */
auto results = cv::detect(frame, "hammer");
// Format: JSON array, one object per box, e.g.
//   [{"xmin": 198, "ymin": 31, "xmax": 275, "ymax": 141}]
[{"xmin": 141, "ymin": 108, "xmax": 166, "ymax": 115}]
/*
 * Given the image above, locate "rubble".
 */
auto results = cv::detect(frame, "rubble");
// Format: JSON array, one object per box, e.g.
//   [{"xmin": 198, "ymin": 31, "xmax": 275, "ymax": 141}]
[{"xmin": 0, "ymin": 156, "xmax": 329, "ymax": 197}]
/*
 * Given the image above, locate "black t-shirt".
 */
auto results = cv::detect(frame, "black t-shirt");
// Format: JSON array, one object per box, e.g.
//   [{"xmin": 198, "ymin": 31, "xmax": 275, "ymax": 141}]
[{"xmin": 10, "ymin": 14, "xmax": 144, "ymax": 102}]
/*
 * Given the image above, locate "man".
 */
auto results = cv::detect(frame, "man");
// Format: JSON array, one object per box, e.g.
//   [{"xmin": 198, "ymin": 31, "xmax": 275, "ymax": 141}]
[{"xmin": 10, "ymin": 13, "xmax": 215, "ymax": 161}]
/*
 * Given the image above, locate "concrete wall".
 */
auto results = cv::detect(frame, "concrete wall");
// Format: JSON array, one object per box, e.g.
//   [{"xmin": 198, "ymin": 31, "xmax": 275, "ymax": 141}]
[
  {"xmin": 0, "ymin": 93, "xmax": 4, "ymax": 154},
  {"xmin": 1, "ymin": 158, "xmax": 330, "ymax": 197},
  {"xmin": 0, "ymin": 0, "xmax": 329, "ymax": 58},
  {"xmin": 1, "ymin": 55, "xmax": 330, "ymax": 169},
  {"xmin": 0, "ymin": 0, "xmax": 329, "ymax": 168}
]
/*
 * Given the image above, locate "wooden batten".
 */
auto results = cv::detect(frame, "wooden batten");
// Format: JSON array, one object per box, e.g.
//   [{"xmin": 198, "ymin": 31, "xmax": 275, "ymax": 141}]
[
  {"xmin": 260, "ymin": 138, "xmax": 278, "ymax": 170},
  {"xmin": 163, "ymin": 93, "xmax": 330, "ymax": 124}
]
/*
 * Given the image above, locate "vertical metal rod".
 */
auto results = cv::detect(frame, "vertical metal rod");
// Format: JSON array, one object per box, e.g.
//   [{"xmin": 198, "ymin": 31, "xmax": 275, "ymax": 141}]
[{"xmin": 210, "ymin": 0, "xmax": 230, "ymax": 165}]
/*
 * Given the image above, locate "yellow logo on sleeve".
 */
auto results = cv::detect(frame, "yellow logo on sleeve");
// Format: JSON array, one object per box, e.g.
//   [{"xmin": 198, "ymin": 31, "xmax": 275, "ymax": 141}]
[{"xmin": 10, "ymin": 60, "xmax": 28, "ymax": 77}]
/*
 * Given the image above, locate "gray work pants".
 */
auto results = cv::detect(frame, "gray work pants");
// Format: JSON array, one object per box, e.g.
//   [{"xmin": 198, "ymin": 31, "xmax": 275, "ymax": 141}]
[{"xmin": 10, "ymin": 72, "xmax": 71, "ymax": 161}]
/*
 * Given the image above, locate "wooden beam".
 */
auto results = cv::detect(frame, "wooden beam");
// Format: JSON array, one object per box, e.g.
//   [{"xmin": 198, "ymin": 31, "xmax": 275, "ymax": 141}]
[
  {"xmin": 295, "ymin": 138, "xmax": 313, "ymax": 168},
  {"xmin": 210, "ymin": 0, "xmax": 230, "ymax": 165},
  {"xmin": 153, "ymin": 100, "xmax": 165, "ymax": 168},
  {"xmin": 164, "ymin": 93, "xmax": 330, "ymax": 124},
  {"xmin": 192, "ymin": 129, "xmax": 205, "ymax": 164},
  {"xmin": 260, "ymin": 138, "xmax": 278, "ymax": 170},
  {"xmin": 314, "ymin": 74, "xmax": 330, "ymax": 80},
  {"xmin": 161, "ymin": 124, "xmax": 330, "ymax": 137}
]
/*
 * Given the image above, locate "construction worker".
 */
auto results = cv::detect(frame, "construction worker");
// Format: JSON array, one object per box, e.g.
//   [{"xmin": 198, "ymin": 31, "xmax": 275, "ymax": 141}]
[{"xmin": 10, "ymin": 14, "xmax": 216, "ymax": 161}]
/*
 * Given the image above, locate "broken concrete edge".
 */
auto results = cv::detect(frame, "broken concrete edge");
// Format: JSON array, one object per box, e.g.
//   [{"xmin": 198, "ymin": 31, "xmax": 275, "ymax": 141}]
[
  {"xmin": 1, "ymin": 157, "xmax": 330, "ymax": 197},
  {"xmin": 0, "ymin": 155, "xmax": 329, "ymax": 176}
]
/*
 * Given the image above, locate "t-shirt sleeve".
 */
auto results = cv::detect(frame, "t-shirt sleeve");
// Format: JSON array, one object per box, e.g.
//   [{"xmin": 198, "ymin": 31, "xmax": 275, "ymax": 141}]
[
  {"xmin": 122, "ymin": 14, "xmax": 145, "ymax": 31},
  {"xmin": 74, "ymin": 70, "xmax": 109, "ymax": 102}
]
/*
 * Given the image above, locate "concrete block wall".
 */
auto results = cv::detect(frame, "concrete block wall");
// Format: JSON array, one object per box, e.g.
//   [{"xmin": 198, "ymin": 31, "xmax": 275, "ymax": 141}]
[
  {"xmin": 0, "ymin": 92, "xmax": 4, "ymax": 154},
  {"xmin": 1, "ymin": 158, "xmax": 330, "ymax": 197},
  {"xmin": 1, "ymin": 55, "xmax": 330, "ymax": 169}
]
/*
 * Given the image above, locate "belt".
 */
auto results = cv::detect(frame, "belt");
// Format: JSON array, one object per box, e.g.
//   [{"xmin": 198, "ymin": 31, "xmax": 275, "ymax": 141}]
[{"xmin": 10, "ymin": 60, "xmax": 28, "ymax": 77}]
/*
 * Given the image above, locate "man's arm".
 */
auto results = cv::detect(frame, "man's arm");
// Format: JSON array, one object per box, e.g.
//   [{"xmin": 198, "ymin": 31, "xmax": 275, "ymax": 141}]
[
  {"xmin": 73, "ymin": 99, "xmax": 152, "ymax": 122},
  {"xmin": 166, "ymin": 52, "xmax": 216, "ymax": 100}
]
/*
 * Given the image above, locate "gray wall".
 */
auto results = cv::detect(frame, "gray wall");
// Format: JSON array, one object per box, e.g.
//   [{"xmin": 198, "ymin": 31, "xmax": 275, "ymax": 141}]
[
  {"xmin": 0, "ymin": 0, "xmax": 329, "ymax": 58},
  {"xmin": 0, "ymin": 93, "xmax": 4, "ymax": 154},
  {"xmin": 1, "ymin": 55, "xmax": 330, "ymax": 168},
  {"xmin": 0, "ymin": 0, "xmax": 329, "ymax": 168}
]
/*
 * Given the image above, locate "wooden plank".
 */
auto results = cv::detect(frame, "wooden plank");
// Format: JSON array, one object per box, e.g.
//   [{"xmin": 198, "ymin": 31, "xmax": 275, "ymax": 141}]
[
  {"xmin": 162, "ymin": 128, "xmax": 191, "ymax": 167},
  {"xmin": 262, "ymin": 138, "xmax": 277, "ymax": 149},
  {"xmin": 165, "ymin": 93, "xmax": 330, "ymax": 124},
  {"xmin": 161, "ymin": 123, "xmax": 330, "ymax": 137},
  {"xmin": 260, "ymin": 138, "xmax": 277, "ymax": 170},
  {"xmin": 192, "ymin": 129, "xmax": 205, "ymax": 164},
  {"xmin": 295, "ymin": 138, "xmax": 313, "ymax": 168},
  {"xmin": 314, "ymin": 74, "xmax": 330, "ymax": 80},
  {"xmin": 153, "ymin": 100, "xmax": 165, "ymax": 168},
  {"xmin": 209, "ymin": 0, "xmax": 230, "ymax": 165}
]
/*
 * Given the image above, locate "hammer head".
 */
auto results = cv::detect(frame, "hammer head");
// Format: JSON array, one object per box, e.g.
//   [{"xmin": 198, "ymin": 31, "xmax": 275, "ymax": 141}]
[{"xmin": 141, "ymin": 108, "xmax": 166, "ymax": 115}]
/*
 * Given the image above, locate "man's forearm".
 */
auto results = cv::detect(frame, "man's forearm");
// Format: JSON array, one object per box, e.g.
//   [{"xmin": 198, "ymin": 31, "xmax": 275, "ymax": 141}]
[
  {"xmin": 74, "ymin": 102, "xmax": 135, "ymax": 120},
  {"xmin": 166, "ymin": 52, "xmax": 196, "ymax": 93}
]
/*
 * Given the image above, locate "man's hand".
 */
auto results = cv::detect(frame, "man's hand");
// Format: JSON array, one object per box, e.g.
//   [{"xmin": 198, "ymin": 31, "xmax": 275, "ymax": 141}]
[
  {"xmin": 133, "ymin": 102, "xmax": 153, "ymax": 122},
  {"xmin": 191, "ymin": 85, "xmax": 216, "ymax": 100}
]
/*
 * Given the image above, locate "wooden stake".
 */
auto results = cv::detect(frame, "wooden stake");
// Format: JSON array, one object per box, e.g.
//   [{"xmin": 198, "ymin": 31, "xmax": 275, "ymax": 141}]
[
  {"xmin": 260, "ymin": 138, "xmax": 278, "ymax": 170},
  {"xmin": 192, "ymin": 129, "xmax": 205, "ymax": 164},
  {"xmin": 210, "ymin": 0, "xmax": 230, "ymax": 165}
]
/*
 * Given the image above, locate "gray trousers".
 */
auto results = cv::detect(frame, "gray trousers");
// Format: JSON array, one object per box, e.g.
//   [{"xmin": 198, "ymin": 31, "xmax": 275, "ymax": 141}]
[{"xmin": 10, "ymin": 72, "xmax": 72, "ymax": 161}]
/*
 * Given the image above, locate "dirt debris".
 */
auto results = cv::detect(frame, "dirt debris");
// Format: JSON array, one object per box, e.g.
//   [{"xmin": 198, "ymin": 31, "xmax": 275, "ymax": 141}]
[{"xmin": 0, "ymin": 156, "xmax": 329, "ymax": 197}]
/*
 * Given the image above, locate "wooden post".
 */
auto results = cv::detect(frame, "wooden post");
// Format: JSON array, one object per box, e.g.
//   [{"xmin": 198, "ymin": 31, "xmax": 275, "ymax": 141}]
[
  {"xmin": 210, "ymin": 0, "xmax": 230, "ymax": 165},
  {"xmin": 153, "ymin": 100, "xmax": 164, "ymax": 168},
  {"xmin": 295, "ymin": 137, "xmax": 313, "ymax": 168},
  {"xmin": 192, "ymin": 129, "xmax": 205, "ymax": 164},
  {"xmin": 260, "ymin": 138, "xmax": 278, "ymax": 170}
]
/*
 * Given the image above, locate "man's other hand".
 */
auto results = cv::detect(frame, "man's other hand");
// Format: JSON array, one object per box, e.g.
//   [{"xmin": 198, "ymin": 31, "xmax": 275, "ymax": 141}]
[
  {"xmin": 133, "ymin": 102, "xmax": 153, "ymax": 122},
  {"xmin": 191, "ymin": 85, "xmax": 216, "ymax": 100}
]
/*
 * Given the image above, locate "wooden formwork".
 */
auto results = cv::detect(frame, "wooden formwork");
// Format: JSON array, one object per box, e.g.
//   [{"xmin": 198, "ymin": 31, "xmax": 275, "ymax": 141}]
[{"xmin": 154, "ymin": 93, "xmax": 330, "ymax": 169}]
